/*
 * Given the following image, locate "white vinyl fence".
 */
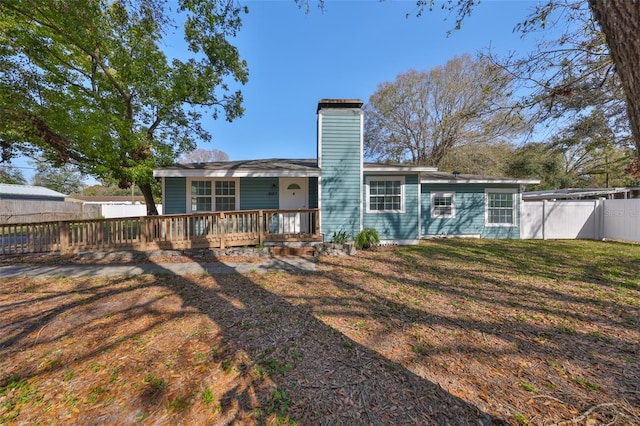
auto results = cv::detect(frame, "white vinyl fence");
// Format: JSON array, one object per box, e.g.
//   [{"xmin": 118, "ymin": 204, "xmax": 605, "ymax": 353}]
[
  {"xmin": 521, "ymin": 199, "xmax": 640, "ymax": 242},
  {"xmin": 99, "ymin": 203, "xmax": 160, "ymax": 218},
  {"xmin": 602, "ymin": 199, "xmax": 640, "ymax": 241}
]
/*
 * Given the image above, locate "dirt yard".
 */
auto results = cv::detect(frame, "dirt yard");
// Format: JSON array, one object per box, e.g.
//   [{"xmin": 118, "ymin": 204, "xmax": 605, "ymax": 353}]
[{"xmin": 1, "ymin": 240, "xmax": 638, "ymax": 425}]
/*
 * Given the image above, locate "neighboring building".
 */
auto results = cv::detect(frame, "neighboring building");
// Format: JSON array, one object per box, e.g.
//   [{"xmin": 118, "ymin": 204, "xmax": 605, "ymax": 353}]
[
  {"xmin": 0, "ymin": 183, "xmax": 67, "ymax": 201},
  {"xmin": 0, "ymin": 184, "xmax": 78, "ymax": 224},
  {"xmin": 153, "ymin": 99, "xmax": 538, "ymax": 243}
]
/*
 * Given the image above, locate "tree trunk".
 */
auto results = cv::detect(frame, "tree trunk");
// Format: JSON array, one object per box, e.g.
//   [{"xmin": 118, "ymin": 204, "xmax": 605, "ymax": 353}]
[
  {"xmin": 588, "ymin": 0, "xmax": 640, "ymax": 154},
  {"xmin": 139, "ymin": 182, "xmax": 159, "ymax": 215}
]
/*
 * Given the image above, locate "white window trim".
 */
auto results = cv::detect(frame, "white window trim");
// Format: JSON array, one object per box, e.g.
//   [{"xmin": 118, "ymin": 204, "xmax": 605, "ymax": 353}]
[
  {"xmin": 365, "ymin": 176, "xmax": 405, "ymax": 214},
  {"xmin": 431, "ymin": 192, "xmax": 456, "ymax": 219},
  {"xmin": 186, "ymin": 177, "xmax": 240, "ymax": 212},
  {"xmin": 485, "ymin": 188, "xmax": 517, "ymax": 227}
]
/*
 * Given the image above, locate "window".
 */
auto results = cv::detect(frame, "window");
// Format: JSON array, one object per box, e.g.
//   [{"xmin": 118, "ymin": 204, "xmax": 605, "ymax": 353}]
[
  {"xmin": 486, "ymin": 189, "xmax": 516, "ymax": 226},
  {"xmin": 366, "ymin": 176, "xmax": 405, "ymax": 213},
  {"xmin": 215, "ymin": 180, "xmax": 236, "ymax": 211},
  {"xmin": 431, "ymin": 192, "xmax": 455, "ymax": 218},
  {"xmin": 190, "ymin": 179, "xmax": 237, "ymax": 212},
  {"xmin": 191, "ymin": 181, "xmax": 212, "ymax": 212}
]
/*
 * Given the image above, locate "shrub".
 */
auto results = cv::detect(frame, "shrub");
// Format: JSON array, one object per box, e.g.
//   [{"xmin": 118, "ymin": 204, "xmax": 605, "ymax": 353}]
[
  {"xmin": 331, "ymin": 230, "xmax": 350, "ymax": 244},
  {"xmin": 355, "ymin": 228, "xmax": 380, "ymax": 249}
]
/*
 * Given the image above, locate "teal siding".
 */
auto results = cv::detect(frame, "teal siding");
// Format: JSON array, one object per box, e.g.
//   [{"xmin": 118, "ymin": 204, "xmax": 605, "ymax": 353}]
[
  {"xmin": 164, "ymin": 178, "xmax": 187, "ymax": 214},
  {"xmin": 239, "ymin": 177, "xmax": 279, "ymax": 210},
  {"xmin": 363, "ymin": 174, "xmax": 420, "ymax": 241},
  {"xmin": 320, "ymin": 110, "xmax": 362, "ymax": 239},
  {"xmin": 164, "ymin": 177, "xmax": 318, "ymax": 214},
  {"xmin": 421, "ymin": 184, "xmax": 521, "ymax": 238}
]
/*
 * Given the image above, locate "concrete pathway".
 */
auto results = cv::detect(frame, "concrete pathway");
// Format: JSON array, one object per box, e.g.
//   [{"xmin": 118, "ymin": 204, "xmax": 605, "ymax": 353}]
[{"xmin": 0, "ymin": 258, "xmax": 317, "ymax": 278}]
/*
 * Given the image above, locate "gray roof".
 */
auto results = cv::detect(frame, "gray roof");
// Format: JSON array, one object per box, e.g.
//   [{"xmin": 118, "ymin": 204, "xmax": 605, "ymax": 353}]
[
  {"xmin": 154, "ymin": 159, "xmax": 320, "ymax": 178},
  {"xmin": 420, "ymin": 171, "xmax": 539, "ymax": 185},
  {"xmin": 154, "ymin": 159, "xmax": 540, "ymax": 184},
  {"xmin": 364, "ymin": 162, "xmax": 437, "ymax": 173},
  {"xmin": 0, "ymin": 183, "xmax": 68, "ymax": 198},
  {"xmin": 523, "ymin": 187, "xmax": 633, "ymax": 200}
]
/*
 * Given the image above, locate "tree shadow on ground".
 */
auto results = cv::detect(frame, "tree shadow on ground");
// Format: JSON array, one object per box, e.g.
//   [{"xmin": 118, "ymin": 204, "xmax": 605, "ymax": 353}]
[
  {"xmin": 0, "ymin": 255, "xmax": 507, "ymax": 424},
  {"xmin": 300, "ymin": 241, "xmax": 639, "ymax": 424},
  {"xmin": 180, "ymin": 270, "xmax": 505, "ymax": 424}
]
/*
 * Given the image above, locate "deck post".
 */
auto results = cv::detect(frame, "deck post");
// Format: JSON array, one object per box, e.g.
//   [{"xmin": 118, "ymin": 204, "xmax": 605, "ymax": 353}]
[
  {"xmin": 220, "ymin": 212, "xmax": 226, "ymax": 249},
  {"xmin": 315, "ymin": 209, "xmax": 321, "ymax": 238},
  {"xmin": 58, "ymin": 221, "xmax": 69, "ymax": 255},
  {"xmin": 258, "ymin": 210, "xmax": 265, "ymax": 245},
  {"xmin": 27, "ymin": 224, "xmax": 34, "ymax": 254},
  {"xmin": 140, "ymin": 217, "xmax": 148, "ymax": 250},
  {"xmin": 97, "ymin": 220, "xmax": 104, "ymax": 249}
]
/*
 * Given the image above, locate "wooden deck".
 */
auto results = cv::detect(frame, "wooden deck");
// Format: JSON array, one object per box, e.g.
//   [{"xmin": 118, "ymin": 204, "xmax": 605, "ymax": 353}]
[{"xmin": 0, "ymin": 209, "xmax": 322, "ymax": 255}]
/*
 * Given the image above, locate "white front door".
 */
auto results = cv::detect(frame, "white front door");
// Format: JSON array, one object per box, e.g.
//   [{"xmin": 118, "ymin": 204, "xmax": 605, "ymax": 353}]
[{"xmin": 278, "ymin": 178, "xmax": 309, "ymax": 233}]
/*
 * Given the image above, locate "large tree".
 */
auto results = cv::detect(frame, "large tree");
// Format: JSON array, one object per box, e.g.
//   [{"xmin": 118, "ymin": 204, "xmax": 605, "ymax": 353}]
[
  {"xmin": 413, "ymin": 0, "xmax": 640, "ymax": 162},
  {"xmin": 438, "ymin": 142, "xmax": 515, "ymax": 177},
  {"xmin": 0, "ymin": 0, "xmax": 248, "ymax": 214},
  {"xmin": 0, "ymin": 164, "xmax": 27, "ymax": 185},
  {"xmin": 363, "ymin": 54, "xmax": 525, "ymax": 167},
  {"xmin": 506, "ymin": 142, "xmax": 567, "ymax": 190},
  {"xmin": 508, "ymin": 111, "xmax": 634, "ymax": 190},
  {"xmin": 31, "ymin": 160, "xmax": 85, "ymax": 195},
  {"xmin": 588, "ymin": 1, "xmax": 640, "ymax": 155},
  {"xmin": 480, "ymin": 0, "xmax": 638, "ymax": 186},
  {"xmin": 552, "ymin": 109, "xmax": 634, "ymax": 187},
  {"xmin": 83, "ymin": 183, "xmax": 143, "ymax": 197}
]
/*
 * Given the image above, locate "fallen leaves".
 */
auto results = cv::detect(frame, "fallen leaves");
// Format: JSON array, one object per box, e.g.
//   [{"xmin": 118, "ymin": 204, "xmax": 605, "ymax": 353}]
[{"xmin": 1, "ymin": 240, "xmax": 639, "ymax": 425}]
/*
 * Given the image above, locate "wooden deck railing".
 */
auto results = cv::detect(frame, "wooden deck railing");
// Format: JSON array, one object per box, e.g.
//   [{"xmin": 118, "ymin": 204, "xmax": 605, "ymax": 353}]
[{"xmin": 0, "ymin": 209, "xmax": 321, "ymax": 255}]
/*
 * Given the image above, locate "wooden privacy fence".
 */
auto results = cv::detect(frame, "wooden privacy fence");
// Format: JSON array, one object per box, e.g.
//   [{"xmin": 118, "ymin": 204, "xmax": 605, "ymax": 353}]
[
  {"xmin": 0, "ymin": 200, "xmax": 102, "ymax": 224},
  {"xmin": 0, "ymin": 209, "xmax": 321, "ymax": 255}
]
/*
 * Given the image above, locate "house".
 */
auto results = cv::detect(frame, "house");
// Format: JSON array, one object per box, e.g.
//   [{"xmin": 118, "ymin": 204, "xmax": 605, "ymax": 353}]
[{"xmin": 153, "ymin": 99, "xmax": 539, "ymax": 244}]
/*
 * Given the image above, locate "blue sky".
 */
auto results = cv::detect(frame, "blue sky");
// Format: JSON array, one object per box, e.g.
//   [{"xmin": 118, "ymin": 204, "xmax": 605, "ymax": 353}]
[
  {"xmin": 200, "ymin": 0, "xmax": 545, "ymax": 161},
  {"xmin": 11, "ymin": 0, "xmax": 548, "ymax": 182}
]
